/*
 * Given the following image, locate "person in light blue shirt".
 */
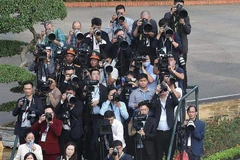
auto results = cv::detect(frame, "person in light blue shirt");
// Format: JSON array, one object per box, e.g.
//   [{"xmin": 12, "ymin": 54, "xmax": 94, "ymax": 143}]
[
  {"xmin": 100, "ymin": 87, "xmax": 129, "ymax": 123},
  {"xmin": 106, "ymin": 4, "xmax": 134, "ymax": 45}
]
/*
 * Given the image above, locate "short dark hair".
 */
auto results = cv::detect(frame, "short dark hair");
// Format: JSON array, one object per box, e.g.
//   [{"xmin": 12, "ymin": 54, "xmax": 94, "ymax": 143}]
[
  {"xmin": 24, "ymin": 152, "xmax": 37, "ymax": 160},
  {"xmin": 158, "ymin": 18, "xmax": 168, "ymax": 27},
  {"xmin": 116, "ymin": 4, "xmax": 125, "ymax": 12},
  {"xmin": 65, "ymin": 84, "xmax": 76, "ymax": 92},
  {"xmin": 44, "ymin": 105, "xmax": 54, "ymax": 111},
  {"xmin": 64, "ymin": 66, "xmax": 75, "ymax": 72},
  {"xmin": 187, "ymin": 105, "xmax": 197, "ymax": 112},
  {"xmin": 24, "ymin": 131, "xmax": 34, "ymax": 139},
  {"xmin": 114, "ymin": 28, "xmax": 124, "ymax": 35},
  {"xmin": 126, "ymin": 71, "xmax": 136, "ymax": 78},
  {"xmin": 23, "ymin": 81, "xmax": 33, "ymax": 88},
  {"xmin": 112, "ymin": 140, "xmax": 123, "ymax": 148},
  {"xmin": 91, "ymin": 17, "xmax": 102, "ymax": 26},
  {"xmin": 108, "ymin": 86, "xmax": 117, "ymax": 95},
  {"xmin": 104, "ymin": 110, "xmax": 115, "ymax": 119},
  {"xmin": 137, "ymin": 73, "xmax": 148, "ymax": 81},
  {"xmin": 89, "ymin": 68, "xmax": 100, "ymax": 75},
  {"xmin": 138, "ymin": 100, "xmax": 151, "ymax": 108}
]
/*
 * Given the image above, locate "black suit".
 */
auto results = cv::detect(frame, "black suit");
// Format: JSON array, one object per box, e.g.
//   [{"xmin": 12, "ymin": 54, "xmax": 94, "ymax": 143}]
[
  {"xmin": 12, "ymin": 95, "xmax": 43, "ymax": 144},
  {"xmin": 151, "ymin": 92, "xmax": 179, "ymax": 160},
  {"xmin": 105, "ymin": 153, "xmax": 133, "ymax": 160},
  {"xmin": 55, "ymin": 99, "xmax": 85, "ymax": 157}
]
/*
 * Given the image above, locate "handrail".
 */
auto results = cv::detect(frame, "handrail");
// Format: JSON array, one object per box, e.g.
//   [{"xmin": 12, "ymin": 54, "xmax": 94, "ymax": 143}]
[
  {"xmin": 167, "ymin": 85, "xmax": 199, "ymax": 160},
  {"xmin": 9, "ymin": 135, "xmax": 19, "ymax": 160}
]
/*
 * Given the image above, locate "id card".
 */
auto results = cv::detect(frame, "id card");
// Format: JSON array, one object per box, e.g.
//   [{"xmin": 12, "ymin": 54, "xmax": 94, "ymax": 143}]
[{"xmin": 41, "ymin": 133, "xmax": 47, "ymax": 142}]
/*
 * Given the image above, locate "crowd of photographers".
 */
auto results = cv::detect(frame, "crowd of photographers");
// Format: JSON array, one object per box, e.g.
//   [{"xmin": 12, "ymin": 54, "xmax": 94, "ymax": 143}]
[{"xmin": 12, "ymin": 0, "xmax": 206, "ymax": 160}]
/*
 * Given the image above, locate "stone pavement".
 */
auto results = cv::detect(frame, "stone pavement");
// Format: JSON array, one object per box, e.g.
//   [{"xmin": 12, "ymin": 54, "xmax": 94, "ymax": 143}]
[{"xmin": 0, "ymin": 5, "xmax": 240, "ymax": 126}]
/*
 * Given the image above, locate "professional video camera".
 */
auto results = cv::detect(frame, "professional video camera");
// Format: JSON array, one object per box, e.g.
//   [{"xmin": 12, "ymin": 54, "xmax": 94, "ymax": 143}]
[
  {"xmin": 133, "ymin": 111, "xmax": 147, "ymax": 131},
  {"xmin": 117, "ymin": 35, "xmax": 128, "ymax": 50},
  {"xmin": 75, "ymin": 44, "xmax": 91, "ymax": 75},
  {"xmin": 94, "ymin": 28, "xmax": 101, "ymax": 36},
  {"xmin": 156, "ymin": 49, "xmax": 169, "ymax": 74},
  {"xmin": 140, "ymin": 18, "xmax": 152, "ymax": 33},
  {"xmin": 27, "ymin": 111, "xmax": 36, "ymax": 124},
  {"xmin": 176, "ymin": 4, "xmax": 188, "ymax": 19},
  {"xmin": 98, "ymin": 119, "xmax": 112, "ymax": 135},
  {"xmin": 45, "ymin": 112, "xmax": 53, "ymax": 122},
  {"xmin": 37, "ymin": 79, "xmax": 53, "ymax": 95},
  {"xmin": 85, "ymin": 80, "xmax": 99, "ymax": 104},
  {"xmin": 116, "ymin": 12, "xmax": 125, "ymax": 23},
  {"xmin": 67, "ymin": 93, "xmax": 77, "ymax": 104},
  {"xmin": 74, "ymin": 30, "xmax": 84, "ymax": 41},
  {"xmin": 46, "ymin": 30, "xmax": 56, "ymax": 41},
  {"xmin": 55, "ymin": 46, "xmax": 67, "ymax": 61},
  {"xmin": 134, "ymin": 56, "xmax": 148, "ymax": 69}
]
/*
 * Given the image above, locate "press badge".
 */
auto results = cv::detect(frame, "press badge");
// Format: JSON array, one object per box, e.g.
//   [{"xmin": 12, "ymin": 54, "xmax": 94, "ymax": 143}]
[{"xmin": 41, "ymin": 132, "xmax": 47, "ymax": 142}]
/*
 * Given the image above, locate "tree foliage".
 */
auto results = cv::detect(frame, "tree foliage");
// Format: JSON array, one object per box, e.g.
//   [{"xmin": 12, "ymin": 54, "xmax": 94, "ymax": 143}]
[{"xmin": 0, "ymin": 0, "xmax": 67, "ymax": 34}]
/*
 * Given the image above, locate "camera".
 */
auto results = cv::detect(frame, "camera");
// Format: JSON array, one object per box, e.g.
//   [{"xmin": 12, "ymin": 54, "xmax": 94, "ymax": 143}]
[
  {"xmin": 98, "ymin": 119, "xmax": 112, "ymax": 135},
  {"xmin": 46, "ymin": 30, "xmax": 56, "ymax": 41},
  {"xmin": 160, "ymin": 82, "xmax": 168, "ymax": 92},
  {"xmin": 164, "ymin": 26, "xmax": 173, "ymax": 38},
  {"xmin": 112, "ymin": 92, "xmax": 120, "ymax": 102},
  {"xmin": 39, "ymin": 80, "xmax": 52, "ymax": 94},
  {"xmin": 117, "ymin": 35, "xmax": 128, "ymax": 50},
  {"xmin": 112, "ymin": 148, "xmax": 119, "ymax": 156},
  {"xmin": 74, "ymin": 30, "xmax": 84, "ymax": 41},
  {"xmin": 71, "ymin": 74, "xmax": 79, "ymax": 84},
  {"xmin": 94, "ymin": 28, "xmax": 101, "ymax": 36},
  {"xmin": 176, "ymin": 4, "xmax": 188, "ymax": 19},
  {"xmin": 141, "ymin": 18, "xmax": 152, "ymax": 33},
  {"xmin": 45, "ymin": 112, "xmax": 53, "ymax": 122},
  {"xmin": 20, "ymin": 97, "xmax": 29, "ymax": 111},
  {"xmin": 187, "ymin": 120, "xmax": 196, "ymax": 132},
  {"xmin": 62, "ymin": 112, "xmax": 70, "ymax": 124},
  {"xmin": 105, "ymin": 64, "xmax": 113, "ymax": 74},
  {"xmin": 27, "ymin": 111, "xmax": 36, "ymax": 124},
  {"xmin": 133, "ymin": 111, "xmax": 147, "ymax": 131},
  {"xmin": 169, "ymin": 74, "xmax": 177, "ymax": 85},
  {"xmin": 67, "ymin": 93, "xmax": 77, "ymax": 104},
  {"xmin": 134, "ymin": 56, "xmax": 147, "ymax": 69},
  {"xmin": 117, "ymin": 12, "xmax": 125, "ymax": 22},
  {"xmin": 156, "ymin": 49, "xmax": 169, "ymax": 74}
]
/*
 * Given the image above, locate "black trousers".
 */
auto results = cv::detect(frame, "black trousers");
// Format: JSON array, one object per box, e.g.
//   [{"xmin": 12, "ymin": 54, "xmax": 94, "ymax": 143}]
[
  {"xmin": 156, "ymin": 130, "xmax": 176, "ymax": 160},
  {"xmin": 186, "ymin": 148, "xmax": 201, "ymax": 160}
]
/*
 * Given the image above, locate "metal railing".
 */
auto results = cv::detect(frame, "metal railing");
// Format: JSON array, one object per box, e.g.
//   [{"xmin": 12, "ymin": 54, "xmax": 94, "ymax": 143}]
[{"xmin": 167, "ymin": 85, "xmax": 199, "ymax": 160}]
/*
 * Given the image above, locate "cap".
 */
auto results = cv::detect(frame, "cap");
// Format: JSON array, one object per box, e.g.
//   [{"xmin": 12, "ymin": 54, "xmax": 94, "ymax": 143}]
[
  {"xmin": 90, "ymin": 50, "xmax": 101, "ymax": 60},
  {"xmin": 45, "ymin": 46, "xmax": 51, "ymax": 50},
  {"xmin": 66, "ymin": 46, "xmax": 76, "ymax": 56}
]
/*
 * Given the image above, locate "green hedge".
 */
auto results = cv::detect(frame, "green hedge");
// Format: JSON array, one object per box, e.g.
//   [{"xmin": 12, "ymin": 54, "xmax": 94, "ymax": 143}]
[
  {"xmin": 204, "ymin": 117, "xmax": 240, "ymax": 157},
  {"xmin": 203, "ymin": 146, "xmax": 240, "ymax": 160},
  {"xmin": 0, "ymin": 40, "xmax": 28, "ymax": 58},
  {"xmin": 63, "ymin": 0, "xmax": 166, "ymax": 2},
  {"xmin": 0, "ymin": 64, "xmax": 35, "ymax": 84}
]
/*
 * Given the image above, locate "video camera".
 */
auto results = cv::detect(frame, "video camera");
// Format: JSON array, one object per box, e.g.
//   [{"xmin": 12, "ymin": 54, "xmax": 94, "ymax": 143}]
[
  {"xmin": 37, "ymin": 79, "xmax": 53, "ymax": 95},
  {"xmin": 112, "ymin": 92, "xmax": 120, "ymax": 102},
  {"xmin": 62, "ymin": 111, "xmax": 70, "ymax": 124},
  {"xmin": 134, "ymin": 55, "xmax": 147, "ymax": 69},
  {"xmin": 85, "ymin": 80, "xmax": 99, "ymax": 103},
  {"xmin": 133, "ymin": 111, "xmax": 147, "ymax": 131},
  {"xmin": 98, "ymin": 119, "xmax": 112, "ymax": 135}
]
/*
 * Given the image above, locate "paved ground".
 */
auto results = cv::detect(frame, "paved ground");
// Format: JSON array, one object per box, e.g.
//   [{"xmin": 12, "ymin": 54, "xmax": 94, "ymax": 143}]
[{"xmin": 0, "ymin": 4, "xmax": 240, "ymax": 125}]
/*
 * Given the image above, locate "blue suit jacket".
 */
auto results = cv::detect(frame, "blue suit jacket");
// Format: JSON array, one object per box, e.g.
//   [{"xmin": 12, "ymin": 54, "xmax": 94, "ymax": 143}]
[{"xmin": 189, "ymin": 119, "xmax": 205, "ymax": 157}]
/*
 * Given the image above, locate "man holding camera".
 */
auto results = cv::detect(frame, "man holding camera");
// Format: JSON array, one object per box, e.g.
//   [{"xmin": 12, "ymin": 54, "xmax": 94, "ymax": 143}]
[
  {"xmin": 107, "ymin": 29, "xmax": 131, "ymax": 77},
  {"xmin": 105, "ymin": 140, "xmax": 133, "ymax": 160},
  {"xmin": 12, "ymin": 81, "xmax": 43, "ymax": 144},
  {"xmin": 66, "ymin": 21, "xmax": 84, "ymax": 48},
  {"xmin": 106, "ymin": 4, "xmax": 134, "ymax": 45},
  {"xmin": 151, "ymin": 82, "xmax": 179, "ymax": 160},
  {"xmin": 128, "ymin": 101, "xmax": 157, "ymax": 160},
  {"xmin": 164, "ymin": 0, "xmax": 191, "ymax": 93},
  {"xmin": 184, "ymin": 106, "xmax": 205, "ymax": 160},
  {"xmin": 55, "ymin": 85, "xmax": 85, "ymax": 159},
  {"xmin": 84, "ymin": 17, "xmax": 110, "ymax": 54},
  {"xmin": 132, "ymin": 11, "xmax": 157, "ymax": 63},
  {"xmin": 100, "ymin": 87, "xmax": 129, "ymax": 123},
  {"xmin": 128, "ymin": 73, "xmax": 155, "ymax": 111},
  {"xmin": 31, "ymin": 105, "xmax": 62, "ymax": 160},
  {"xmin": 43, "ymin": 21, "xmax": 65, "ymax": 59},
  {"xmin": 28, "ymin": 46, "xmax": 55, "ymax": 83}
]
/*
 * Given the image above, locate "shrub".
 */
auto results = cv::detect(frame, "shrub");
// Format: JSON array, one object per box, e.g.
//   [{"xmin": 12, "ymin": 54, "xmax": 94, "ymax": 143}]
[
  {"xmin": 0, "ymin": 64, "xmax": 35, "ymax": 84},
  {"xmin": 204, "ymin": 116, "xmax": 240, "ymax": 157},
  {"xmin": 0, "ymin": 40, "xmax": 28, "ymax": 58},
  {"xmin": 0, "ymin": 101, "xmax": 16, "ymax": 112},
  {"xmin": 203, "ymin": 146, "xmax": 240, "ymax": 160}
]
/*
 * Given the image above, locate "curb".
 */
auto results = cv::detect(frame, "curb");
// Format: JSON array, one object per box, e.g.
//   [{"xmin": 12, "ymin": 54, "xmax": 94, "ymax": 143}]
[{"xmin": 64, "ymin": 0, "xmax": 240, "ymax": 7}]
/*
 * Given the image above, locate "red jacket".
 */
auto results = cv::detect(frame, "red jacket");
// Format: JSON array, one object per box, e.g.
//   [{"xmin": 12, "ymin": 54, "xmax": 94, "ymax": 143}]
[{"xmin": 32, "ymin": 118, "xmax": 62, "ymax": 154}]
